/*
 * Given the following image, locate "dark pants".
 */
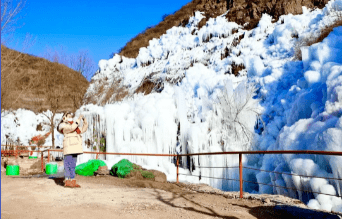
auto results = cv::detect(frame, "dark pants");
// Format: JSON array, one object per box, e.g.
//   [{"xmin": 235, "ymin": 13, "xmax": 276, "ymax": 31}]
[{"xmin": 64, "ymin": 154, "xmax": 78, "ymax": 179}]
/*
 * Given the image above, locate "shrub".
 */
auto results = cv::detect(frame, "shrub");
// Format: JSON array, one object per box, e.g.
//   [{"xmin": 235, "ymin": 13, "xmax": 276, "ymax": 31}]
[
  {"xmin": 141, "ymin": 171, "xmax": 154, "ymax": 179},
  {"xmin": 131, "ymin": 164, "xmax": 155, "ymax": 179}
]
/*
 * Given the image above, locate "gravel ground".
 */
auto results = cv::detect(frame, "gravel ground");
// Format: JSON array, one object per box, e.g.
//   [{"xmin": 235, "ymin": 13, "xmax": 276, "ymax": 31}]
[{"xmin": 2, "ymin": 171, "xmax": 342, "ymax": 219}]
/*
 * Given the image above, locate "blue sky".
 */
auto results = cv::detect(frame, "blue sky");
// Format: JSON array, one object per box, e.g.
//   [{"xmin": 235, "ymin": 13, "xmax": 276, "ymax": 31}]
[{"xmin": 3, "ymin": 0, "xmax": 191, "ymax": 75}]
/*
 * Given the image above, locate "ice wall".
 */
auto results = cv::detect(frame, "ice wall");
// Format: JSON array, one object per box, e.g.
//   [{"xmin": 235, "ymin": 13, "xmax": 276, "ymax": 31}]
[
  {"xmin": 77, "ymin": 68, "xmax": 259, "ymax": 190},
  {"xmin": 80, "ymin": 2, "xmax": 342, "ymax": 212},
  {"xmin": 74, "ymin": 104, "xmax": 107, "ymax": 164}
]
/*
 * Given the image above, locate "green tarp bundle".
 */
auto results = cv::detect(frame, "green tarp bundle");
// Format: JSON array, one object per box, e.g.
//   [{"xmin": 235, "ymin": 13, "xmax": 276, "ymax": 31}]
[
  {"xmin": 110, "ymin": 159, "xmax": 133, "ymax": 178},
  {"xmin": 75, "ymin": 159, "xmax": 107, "ymax": 176}
]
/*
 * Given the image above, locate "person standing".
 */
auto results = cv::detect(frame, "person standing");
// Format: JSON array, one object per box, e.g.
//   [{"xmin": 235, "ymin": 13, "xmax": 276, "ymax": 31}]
[{"xmin": 57, "ymin": 112, "xmax": 88, "ymax": 188}]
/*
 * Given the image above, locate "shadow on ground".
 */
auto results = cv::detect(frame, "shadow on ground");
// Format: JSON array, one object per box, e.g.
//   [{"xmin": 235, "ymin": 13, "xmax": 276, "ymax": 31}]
[
  {"xmin": 272, "ymin": 205, "xmax": 341, "ymax": 219},
  {"xmin": 152, "ymin": 188, "xmax": 288, "ymax": 219},
  {"xmin": 21, "ymin": 174, "xmax": 341, "ymax": 219},
  {"xmin": 153, "ymin": 189, "xmax": 342, "ymax": 219},
  {"xmin": 230, "ymin": 202, "xmax": 341, "ymax": 219},
  {"xmin": 153, "ymin": 188, "xmax": 239, "ymax": 219},
  {"xmin": 51, "ymin": 177, "xmax": 65, "ymax": 186}
]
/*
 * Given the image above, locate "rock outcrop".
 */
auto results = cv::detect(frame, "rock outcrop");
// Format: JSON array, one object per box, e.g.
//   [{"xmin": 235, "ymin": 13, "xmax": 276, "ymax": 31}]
[
  {"xmin": 119, "ymin": 0, "xmax": 329, "ymax": 58},
  {"xmin": 226, "ymin": 0, "xmax": 329, "ymax": 29}
]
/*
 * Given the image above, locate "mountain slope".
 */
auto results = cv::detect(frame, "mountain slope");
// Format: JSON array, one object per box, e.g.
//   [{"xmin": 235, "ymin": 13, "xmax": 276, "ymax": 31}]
[
  {"xmin": 119, "ymin": 0, "xmax": 329, "ymax": 59},
  {"xmin": 1, "ymin": 45, "xmax": 89, "ymax": 113},
  {"xmin": 86, "ymin": 0, "xmax": 331, "ymax": 106}
]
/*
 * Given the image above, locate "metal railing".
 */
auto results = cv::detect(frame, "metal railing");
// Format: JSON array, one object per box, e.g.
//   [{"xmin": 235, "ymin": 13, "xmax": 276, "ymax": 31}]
[
  {"xmin": 3, "ymin": 147, "xmax": 342, "ymax": 200},
  {"xmin": 1, "ymin": 144, "xmax": 53, "ymax": 149},
  {"xmin": 177, "ymin": 151, "xmax": 342, "ymax": 199},
  {"xmin": 1, "ymin": 144, "xmax": 53, "ymax": 158}
]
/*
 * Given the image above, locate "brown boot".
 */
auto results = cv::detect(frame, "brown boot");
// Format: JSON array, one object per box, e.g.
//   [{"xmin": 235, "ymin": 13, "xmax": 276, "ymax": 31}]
[
  {"xmin": 70, "ymin": 179, "xmax": 81, "ymax": 188},
  {"xmin": 64, "ymin": 180, "xmax": 72, "ymax": 187}
]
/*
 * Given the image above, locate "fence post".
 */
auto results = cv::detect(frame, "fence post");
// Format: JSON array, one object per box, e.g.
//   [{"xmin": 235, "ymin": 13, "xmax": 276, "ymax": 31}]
[
  {"xmin": 41, "ymin": 152, "xmax": 44, "ymax": 172},
  {"xmin": 176, "ymin": 155, "xmax": 179, "ymax": 184},
  {"xmin": 15, "ymin": 146, "xmax": 18, "ymax": 159},
  {"xmin": 47, "ymin": 150, "xmax": 50, "ymax": 162},
  {"xmin": 239, "ymin": 153, "xmax": 243, "ymax": 199},
  {"xmin": 96, "ymin": 153, "xmax": 99, "ymax": 160}
]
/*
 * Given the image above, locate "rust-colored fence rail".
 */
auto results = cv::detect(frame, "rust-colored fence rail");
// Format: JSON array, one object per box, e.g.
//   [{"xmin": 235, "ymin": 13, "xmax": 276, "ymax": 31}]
[
  {"xmin": 1, "ymin": 145, "xmax": 52, "ymax": 158},
  {"xmin": 1, "ymin": 149, "xmax": 34, "ymax": 158},
  {"xmin": 3, "ymin": 147, "xmax": 342, "ymax": 200},
  {"xmin": 177, "ymin": 150, "xmax": 342, "ymax": 199},
  {"xmin": 1, "ymin": 145, "xmax": 53, "ymax": 149}
]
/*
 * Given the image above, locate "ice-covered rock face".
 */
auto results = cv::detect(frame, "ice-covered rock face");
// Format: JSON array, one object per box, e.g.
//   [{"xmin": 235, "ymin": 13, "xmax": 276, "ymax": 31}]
[
  {"xmin": 2, "ymin": 0, "xmax": 342, "ymax": 214},
  {"xmin": 81, "ymin": 2, "xmax": 342, "ymax": 212}
]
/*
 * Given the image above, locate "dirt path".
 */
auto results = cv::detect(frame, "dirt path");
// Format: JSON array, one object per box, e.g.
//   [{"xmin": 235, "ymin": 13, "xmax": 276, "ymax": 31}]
[{"xmin": 1, "ymin": 172, "xmax": 340, "ymax": 219}]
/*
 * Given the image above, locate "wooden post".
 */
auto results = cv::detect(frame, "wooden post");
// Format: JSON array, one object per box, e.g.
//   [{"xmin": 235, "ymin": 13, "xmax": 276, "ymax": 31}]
[
  {"xmin": 239, "ymin": 153, "xmax": 243, "ymax": 199},
  {"xmin": 176, "ymin": 155, "xmax": 179, "ymax": 184},
  {"xmin": 47, "ymin": 150, "xmax": 50, "ymax": 162},
  {"xmin": 41, "ymin": 152, "xmax": 44, "ymax": 172},
  {"xmin": 96, "ymin": 153, "xmax": 99, "ymax": 160}
]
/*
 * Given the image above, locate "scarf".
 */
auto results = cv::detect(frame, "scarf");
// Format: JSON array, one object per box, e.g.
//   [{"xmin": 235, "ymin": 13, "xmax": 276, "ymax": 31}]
[{"xmin": 61, "ymin": 121, "xmax": 81, "ymax": 134}]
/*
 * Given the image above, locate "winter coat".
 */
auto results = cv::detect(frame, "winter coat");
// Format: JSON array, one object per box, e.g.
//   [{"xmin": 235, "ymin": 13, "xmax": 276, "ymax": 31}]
[{"xmin": 58, "ymin": 118, "xmax": 88, "ymax": 156}]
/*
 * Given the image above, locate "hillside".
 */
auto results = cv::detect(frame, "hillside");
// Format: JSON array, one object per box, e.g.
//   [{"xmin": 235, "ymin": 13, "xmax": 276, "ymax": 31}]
[
  {"xmin": 85, "ymin": 0, "xmax": 330, "ymax": 106},
  {"xmin": 119, "ymin": 0, "xmax": 329, "ymax": 59},
  {"xmin": 1, "ymin": 45, "xmax": 89, "ymax": 113}
]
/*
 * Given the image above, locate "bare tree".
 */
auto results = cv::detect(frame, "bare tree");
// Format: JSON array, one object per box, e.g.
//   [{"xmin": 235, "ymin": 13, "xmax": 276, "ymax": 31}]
[
  {"xmin": 214, "ymin": 80, "xmax": 262, "ymax": 149},
  {"xmin": 70, "ymin": 92, "xmax": 83, "ymax": 112},
  {"xmin": 42, "ymin": 47, "xmax": 96, "ymax": 80},
  {"xmin": 70, "ymin": 50, "xmax": 96, "ymax": 80},
  {"xmin": 30, "ymin": 64, "xmax": 66, "ymax": 149},
  {"xmin": 42, "ymin": 45, "xmax": 69, "ymax": 66},
  {"xmin": 30, "ymin": 62, "xmax": 85, "ymax": 149},
  {"xmin": 1, "ymin": 0, "xmax": 26, "ymax": 42}
]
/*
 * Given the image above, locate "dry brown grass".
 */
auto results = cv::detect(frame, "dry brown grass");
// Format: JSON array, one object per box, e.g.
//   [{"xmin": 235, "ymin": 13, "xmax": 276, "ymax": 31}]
[
  {"xmin": 114, "ymin": 88, "xmax": 129, "ymax": 102},
  {"xmin": 221, "ymin": 47, "xmax": 231, "ymax": 60},
  {"xmin": 135, "ymin": 79, "xmax": 156, "ymax": 95},
  {"xmin": 102, "ymin": 85, "xmax": 128, "ymax": 104},
  {"xmin": 198, "ymin": 16, "xmax": 209, "ymax": 30},
  {"xmin": 83, "ymin": 78, "xmax": 129, "ymax": 105},
  {"xmin": 1, "ymin": 45, "xmax": 89, "ymax": 113},
  {"xmin": 231, "ymin": 34, "xmax": 245, "ymax": 47},
  {"xmin": 230, "ymin": 62, "xmax": 245, "ymax": 76},
  {"xmin": 98, "ymin": 84, "xmax": 105, "ymax": 95},
  {"xmin": 294, "ymin": 17, "xmax": 342, "ymax": 60}
]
